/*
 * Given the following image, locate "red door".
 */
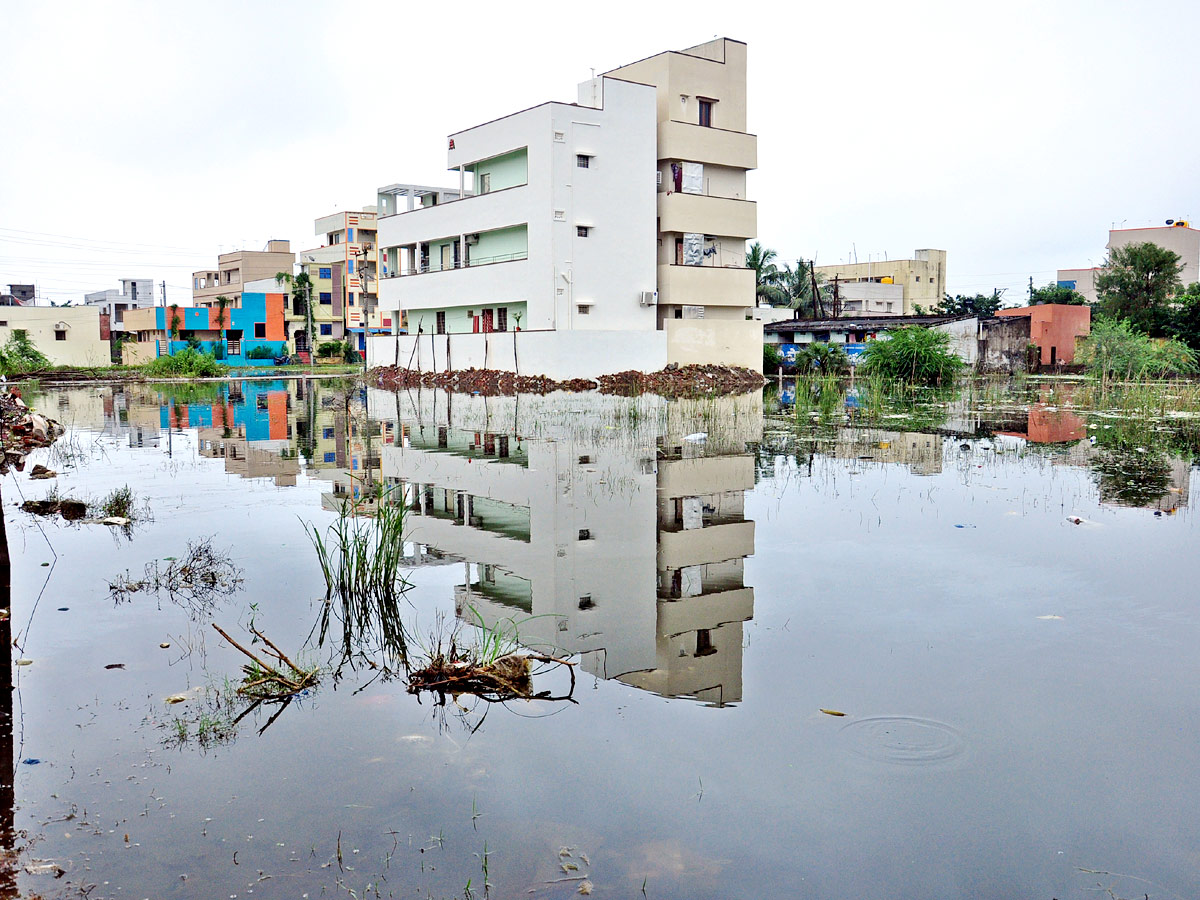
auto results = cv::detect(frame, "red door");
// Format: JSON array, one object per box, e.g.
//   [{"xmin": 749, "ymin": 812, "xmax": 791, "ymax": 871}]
[{"xmin": 481, "ymin": 309, "xmax": 494, "ymax": 333}]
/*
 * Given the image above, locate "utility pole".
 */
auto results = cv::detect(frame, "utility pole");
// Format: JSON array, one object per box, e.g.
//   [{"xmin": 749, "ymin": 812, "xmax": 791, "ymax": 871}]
[
  {"xmin": 1029, "ymin": 276, "xmax": 1034, "ymax": 304},
  {"xmin": 809, "ymin": 262, "xmax": 824, "ymax": 319},
  {"xmin": 161, "ymin": 280, "xmax": 167, "ymax": 308},
  {"xmin": 833, "ymin": 275, "xmax": 841, "ymax": 318}
]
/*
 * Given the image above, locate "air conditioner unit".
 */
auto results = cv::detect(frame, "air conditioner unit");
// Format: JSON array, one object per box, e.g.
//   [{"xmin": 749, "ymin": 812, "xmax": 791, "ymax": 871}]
[
  {"xmin": 466, "ymin": 234, "xmax": 480, "ymax": 245},
  {"xmin": 639, "ymin": 290, "xmax": 658, "ymax": 307},
  {"xmin": 656, "ymin": 171, "xmax": 663, "ymax": 187}
]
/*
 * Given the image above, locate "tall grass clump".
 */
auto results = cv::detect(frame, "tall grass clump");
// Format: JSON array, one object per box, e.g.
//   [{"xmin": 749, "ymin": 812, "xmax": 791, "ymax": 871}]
[
  {"xmin": 1077, "ymin": 316, "xmax": 1197, "ymax": 383},
  {"xmin": 144, "ymin": 348, "xmax": 226, "ymax": 378},
  {"xmin": 859, "ymin": 326, "xmax": 963, "ymax": 385},
  {"xmin": 306, "ymin": 485, "xmax": 409, "ymax": 605}
]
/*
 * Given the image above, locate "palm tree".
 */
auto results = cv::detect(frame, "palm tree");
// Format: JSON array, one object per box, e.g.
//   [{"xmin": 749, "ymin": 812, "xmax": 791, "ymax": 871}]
[
  {"xmin": 778, "ymin": 259, "xmax": 829, "ymax": 318},
  {"xmin": 276, "ymin": 270, "xmax": 314, "ymax": 359},
  {"xmin": 746, "ymin": 242, "xmax": 787, "ymax": 307}
]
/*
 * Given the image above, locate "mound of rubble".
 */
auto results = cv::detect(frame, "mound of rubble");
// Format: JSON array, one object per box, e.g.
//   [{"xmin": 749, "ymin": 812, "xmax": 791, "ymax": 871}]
[
  {"xmin": 370, "ymin": 363, "xmax": 764, "ymax": 398},
  {"xmin": 373, "ymin": 366, "xmax": 597, "ymax": 395},
  {"xmin": 1, "ymin": 388, "xmax": 64, "ymax": 475}
]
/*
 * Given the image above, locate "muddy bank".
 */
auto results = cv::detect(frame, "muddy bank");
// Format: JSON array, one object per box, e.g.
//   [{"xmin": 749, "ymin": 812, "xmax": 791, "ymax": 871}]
[{"xmin": 371, "ymin": 363, "xmax": 764, "ymax": 397}]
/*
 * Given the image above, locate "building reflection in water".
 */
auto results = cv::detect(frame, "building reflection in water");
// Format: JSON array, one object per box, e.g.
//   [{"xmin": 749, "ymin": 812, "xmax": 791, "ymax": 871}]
[{"xmin": 374, "ymin": 389, "xmax": 762, "ymax": 707}]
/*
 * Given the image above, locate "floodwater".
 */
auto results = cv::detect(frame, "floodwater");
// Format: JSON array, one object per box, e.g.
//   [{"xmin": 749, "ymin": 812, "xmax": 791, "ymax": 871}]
[{"xmin": 3, "ymin": 376, "xmax": 1199, "ymax": 899}]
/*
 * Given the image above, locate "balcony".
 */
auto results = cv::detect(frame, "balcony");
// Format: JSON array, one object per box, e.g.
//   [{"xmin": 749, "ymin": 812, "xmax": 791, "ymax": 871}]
[
  {"xmin": 384, "ymin": 250, "xmax": 528, "ymax": 278},
  {"xmin": 658, "ymin": 192, "xmax": 756, "ymax": 240},
  {"xmin": 659, "ymin": 120, "xmax": 757, "ymax": 170},
  {"xmin": 657, "ymin": 587, "xmax": 754, "ymax": 637},
  {"xmin": 657, "ymin": 265, "xmax": 755, "ymax": 308},
  {"xmin": 658, "ymin": 519, "xmax": 755, "ymax": 569}
]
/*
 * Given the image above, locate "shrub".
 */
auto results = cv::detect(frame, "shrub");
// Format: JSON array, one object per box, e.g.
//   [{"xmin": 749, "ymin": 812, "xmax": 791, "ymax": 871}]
[
  {"xmin": 763, "ymin": 344, "xmax": 783, "ymax": 373},
  {"xmin": 859, "ymin": 326, "xmax": 963, "ymax": 384},
  {"xmin": 144, "ymin": 348, "xmax": 226, "ymax": 378},
  {"xmin": 1077, "ymin": 316, "xmax": 1197, "ymax": 380},
  {"xmin": 317, "ymin": 340, "xmax": 346, "ymax": 359},
  {"xmin": 0, "ymin": 329, "xmax": 51, "ymax": 375},
  {"xmin": 792, "ymin": 342, "xmax": 851, "ymax": 376}
]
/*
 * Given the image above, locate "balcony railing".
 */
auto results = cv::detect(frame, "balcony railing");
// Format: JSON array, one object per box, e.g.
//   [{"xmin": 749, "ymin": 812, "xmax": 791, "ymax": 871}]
[{"xmin": 383, "ymin": 250, "xmax": 528, "ymax": 277}]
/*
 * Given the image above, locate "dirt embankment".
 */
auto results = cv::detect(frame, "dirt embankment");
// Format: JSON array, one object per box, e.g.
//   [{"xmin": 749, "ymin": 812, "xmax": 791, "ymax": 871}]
[{"xmin": 371, "ymin": 364, "xmax": 764, "ymax": 398}]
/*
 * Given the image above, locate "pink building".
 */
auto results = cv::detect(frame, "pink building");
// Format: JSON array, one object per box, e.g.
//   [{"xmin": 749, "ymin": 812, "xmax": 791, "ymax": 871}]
[{"xmin": 996, "ymin": 304, "xmax": 1091, "ymax": 366}]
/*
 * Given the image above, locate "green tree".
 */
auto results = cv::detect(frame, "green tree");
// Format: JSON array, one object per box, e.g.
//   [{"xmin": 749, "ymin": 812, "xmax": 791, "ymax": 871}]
[
  {"xmin": 935, "ymin": 290, "xmax": 1004, "ymax": 317},
  {"xmin": 776, "ymin": 259, "xmax": 829, "ymax": 316},
  {"xmin": 860, "ymin": 326, "xmax": 963, "ymax": 384},
  {"xmin": 1030, "ymin": 282, "xmax": 1086, "ymax": 305},
  {"xmin": 1167, "ymin": 282, "xmax": 1200, "ymax": 352},
  {"xmin": 746, "ymin": 243, "xmax": 786, "ymax": 307},
  {"xmin": 1094, "ymin": 242, "xmax": 1183, "ymax": 335},
  {"xmin": 0, "ymin": 330, "xmax": 51, "ymax": 375}
]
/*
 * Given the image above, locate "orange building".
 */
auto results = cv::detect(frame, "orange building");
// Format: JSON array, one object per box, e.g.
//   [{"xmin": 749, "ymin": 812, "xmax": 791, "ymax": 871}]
[{"xmin": 996, "ymin": 304, "xmax": 1091, "ymax": 366}]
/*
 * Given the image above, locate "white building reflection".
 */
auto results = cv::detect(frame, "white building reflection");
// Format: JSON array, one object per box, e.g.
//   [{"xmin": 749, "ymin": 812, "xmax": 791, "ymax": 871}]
[{"xmin": 373, "ymin": 389, "xmax": 761, "ymax": 707}]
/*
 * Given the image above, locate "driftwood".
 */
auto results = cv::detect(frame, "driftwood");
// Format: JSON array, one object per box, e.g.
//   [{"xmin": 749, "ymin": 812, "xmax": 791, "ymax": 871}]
[
  {"xmin": 407, "ymin": 652, "xmax": 577, "ymax": 705},
  {"xmin": 212, "ymin": 623, "xmax": 319, "ymax": 699}
]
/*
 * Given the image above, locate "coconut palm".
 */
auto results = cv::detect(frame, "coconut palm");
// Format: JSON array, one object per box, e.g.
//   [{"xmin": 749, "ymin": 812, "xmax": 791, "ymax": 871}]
[
  {"xmin": 777, "ymin": 259, "xmax": 830, "ymax": 317},
  {"xmin": 746, "ymin": 242, "xmax": 787, "ymax": 307}
]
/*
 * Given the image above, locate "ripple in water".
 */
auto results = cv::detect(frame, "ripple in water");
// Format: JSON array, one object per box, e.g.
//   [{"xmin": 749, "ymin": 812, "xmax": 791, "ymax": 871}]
[{"xmin": 840, "ymin": 716, "xmax": 966, "ymax": 767}]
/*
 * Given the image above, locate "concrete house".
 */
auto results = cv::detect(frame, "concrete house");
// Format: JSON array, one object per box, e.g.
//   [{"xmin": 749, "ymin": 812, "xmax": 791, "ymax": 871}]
[
  {"xmin": 84, "ymin": 278, "xmax": 156, "ymax": 333},
  {"xmin": 815, "ymin": 250, "xmax": 947, "ymax": 316},
  {"xmin": 300, "ymin": 210, "xmax": 390, "ymax": 355},
  {"xmin": 122, "ymin": 290, "xmax": 289, "ymax": 365},
  {"xmin": 370, "ymin": 38, "xmax": 762, "ymax": 377},
  {"xmin": 996, "ymin": 303, "xmax": 1090, "ymax": 366},
  {"xmin": 0, "ymin": 305, "xmax": 109, "ymax": 366},
  {"xmin": 193, "ymin": 240, "xmax": 295, "ymax": 309}
]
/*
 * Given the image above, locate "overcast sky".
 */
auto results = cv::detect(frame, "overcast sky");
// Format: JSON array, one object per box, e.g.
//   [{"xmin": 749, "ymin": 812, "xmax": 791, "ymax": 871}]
[{"xmin": 2, "ymin": 0, "xmax": 1197, "ymax": 307}]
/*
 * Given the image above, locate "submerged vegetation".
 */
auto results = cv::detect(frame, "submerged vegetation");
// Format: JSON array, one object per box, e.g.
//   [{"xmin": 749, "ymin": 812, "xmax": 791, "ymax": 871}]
[
  {"xmin": 143, "ymin": 347, "xmax": 227, "ymax": 378},
  {"xmin": 109, "ymin": 537, "xmax": 244, "ymax": 612}
]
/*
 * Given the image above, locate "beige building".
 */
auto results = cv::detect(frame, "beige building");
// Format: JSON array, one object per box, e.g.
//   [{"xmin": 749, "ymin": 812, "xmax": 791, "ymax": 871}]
[
  {"xmin": 815, "ymin": 249, "xmax": 947, "ymax": 316},
  {"xmin": 300, "ymin": 210, "xmax": 390, "ymax": 355},
  {"xmin": 0, "ymin": 305, "xmax": 109, "ymax": 366},
  {"xmin": 605, "ymin": 37, "xmax": 762, "ymax": 368},
  {"xmin": 1058, "ymin": 222, "xmax": 1200, "ymax": 304},
  {"xmin": 192, "ymin": 240, "xmax": 295, "ymax": 308}
]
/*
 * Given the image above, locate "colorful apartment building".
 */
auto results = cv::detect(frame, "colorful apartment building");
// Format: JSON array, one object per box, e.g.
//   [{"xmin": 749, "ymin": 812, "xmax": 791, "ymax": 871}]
[{"xmin": 122, "ymin": 290, "xmax": 289, "ymax": 365}]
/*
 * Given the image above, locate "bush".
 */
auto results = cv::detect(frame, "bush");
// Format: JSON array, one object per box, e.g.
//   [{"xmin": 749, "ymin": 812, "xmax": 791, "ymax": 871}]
[
  {"xmin": 763, "ymin": 344, "xmax": 783, "ymax": 373},
  {"xmin": 859, "ymin": 326, "xmax": 963, "ymax": 384},
  {"xmin": 0, "ymin": 329, "xmax": 51, "ymax": 375},
  {"xmin": 316, "ymin": 340, "xmax": 346, "ymax": 359},
  {"xmin": 144, "ymin": 348, "xmax": 226, "ymax": 378},
  {"xmin": 1077, "ymin": 316, "xmax": 1197, "ymax": 380},
  {"xmin": 792, "ymin": 342, "xmax": 851, "ymax": 376}
]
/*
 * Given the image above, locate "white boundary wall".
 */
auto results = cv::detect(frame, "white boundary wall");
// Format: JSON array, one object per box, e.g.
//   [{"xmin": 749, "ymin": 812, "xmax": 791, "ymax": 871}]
[{"xmin": 367, "ymin": 329, "xmax": 668, "ymax": 380}]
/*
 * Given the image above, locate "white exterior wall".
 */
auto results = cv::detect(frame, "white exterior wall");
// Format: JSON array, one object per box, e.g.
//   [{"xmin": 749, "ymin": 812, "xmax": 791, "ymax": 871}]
[
  {"xmin": 367, "ymin": 328, "xmax": 667, "ymax": 380},
  {"xmin": 931, "ymin": 316, "xmax": 980, "ymax": 365},
  {"xmin": 377, "ymin": 76, "xmax": 657, "ymax": 336}
]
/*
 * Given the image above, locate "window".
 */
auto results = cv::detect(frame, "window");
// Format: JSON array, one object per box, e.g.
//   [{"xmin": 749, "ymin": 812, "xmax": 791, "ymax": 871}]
[
  {"xmin": 435, "ymin": 311, "xmax": 446, "ymax": 334},
  {"xmin": 915, "ymin": 276, "xmax": 920, "ymax": 282},
  {"xmin": 320, "ymin": 323, "xmax": 333, "ymax": 336},
  {"xmin": 576, "ymin": 154, "xmax": 591, "ymax": 168},
  {"xmin": 698, "ymin": 98, "xmax": 714, "ymax": 127},
  {"xmin": 578, "ymin": 595, "xmax": 596, "ymax": 611},
  {"xmin": 479, "ymin": 173, "xmax": 491, "ymax": 194},
  {"xmin": 347, "ymin": 259, "xmax": 355, "ymax": 274},
  {"xmin": 318, "ymin": 267, "xmax": 332, "ymax": 279},
  {"xmin": 348, "ymin": 293, "xmax": 355, "ymax": 306},
  {"xmin": 323, "ymin": 452, "xmax": 336, "ymax": 463},
  {"xmin": 254, "ymin": 322, "xmax": 266, "ymax": 338},
  {"xmin": 319, "ymin": 292, "xmax": 332, "ymax": 304},
  {"xmin": 347, "ymin": 227, "xmax": 354, "ymax": 242},
  {"xmin": 496, "ymin": 307, "xmax": 508, "ymax": 332},
  {"xmin": 55, "ymin": 330, "xmax": 67, "ymax": 341},
  {"xmin": 577, "ymin": 226, "xmax": 590, "ymax": 238},
  {"xmin": 0, "ymin": 320, "xmax": 6, "ymax": 327},
  {"xmin": 322, "ymin": 427, "xmax": 334, "ymax": 439},
  {"xmin": 577, "ymin": 304, "xmax": 591, "ymax": 315}
]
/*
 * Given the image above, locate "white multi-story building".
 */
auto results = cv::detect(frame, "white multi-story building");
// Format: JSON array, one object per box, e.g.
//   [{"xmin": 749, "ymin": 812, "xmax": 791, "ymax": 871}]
[
  {"xmin": 370, "ymin": 38, "xmax": 761, "ymax": 377},
  {"xmin": 84, "ymin": 278, "xmax": 156, "ymax": 332},
  {"xmin": 1059, "ymin": 221, "xmax": 1200, "ymax": 304}
]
